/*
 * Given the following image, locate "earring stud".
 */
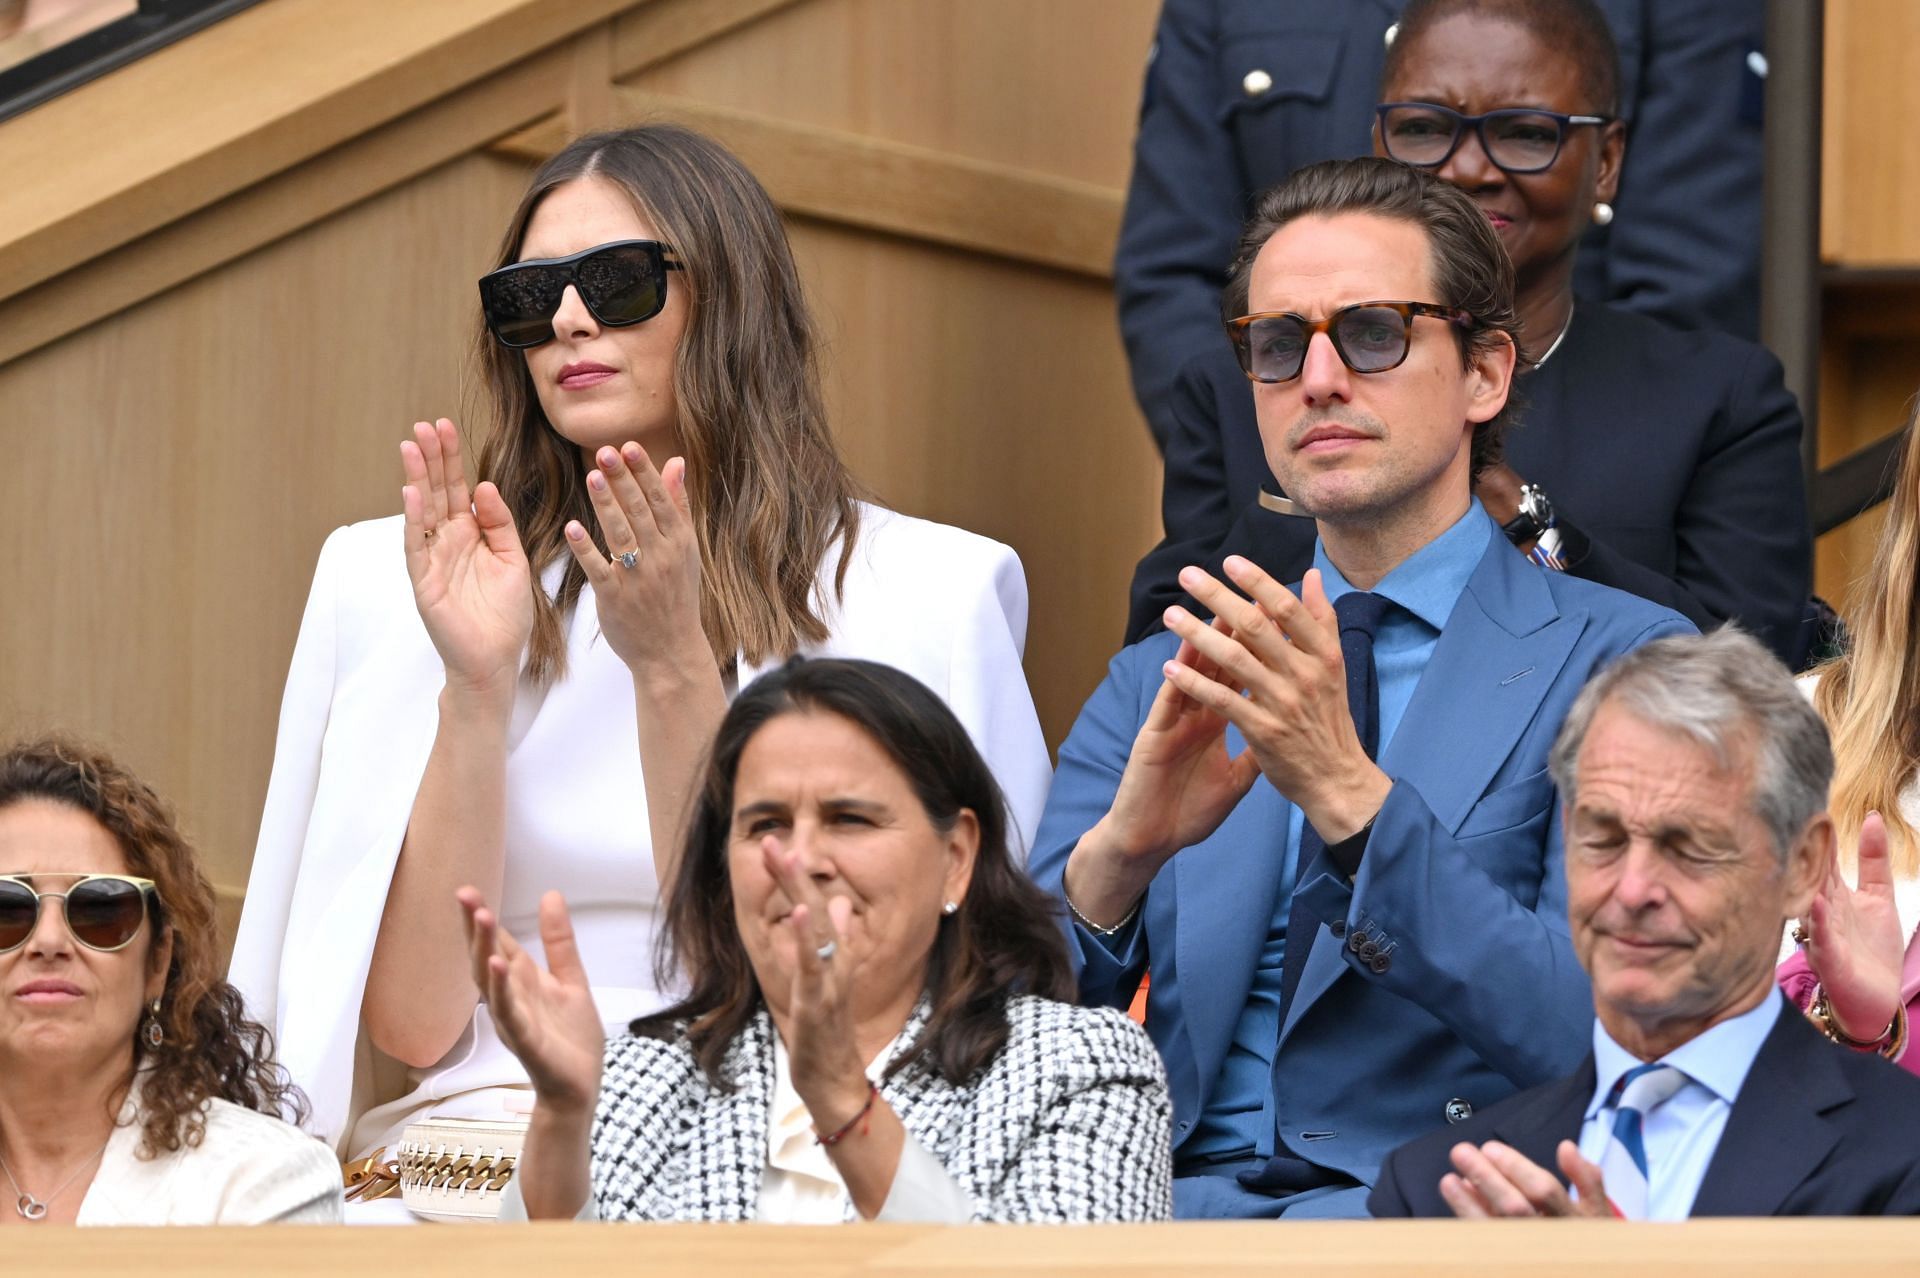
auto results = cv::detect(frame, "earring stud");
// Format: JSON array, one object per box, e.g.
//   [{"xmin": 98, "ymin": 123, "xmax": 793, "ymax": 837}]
[
  {"xmin": 942, "ymin": 901, "xmax": 959, "ymax": 916},
  {"xmin": 1592, "ymin": 201, "xmax": 1615, "ymax": 227}
]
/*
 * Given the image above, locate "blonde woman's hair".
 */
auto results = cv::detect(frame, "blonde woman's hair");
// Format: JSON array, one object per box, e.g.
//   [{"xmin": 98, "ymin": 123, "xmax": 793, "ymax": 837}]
[
  {"xmin": 474, "ymin": 125, "xmax": 861, "ymax": 683},
  {"xmin": 1812, "ymin": 400, "xmax": 1920, "ymax": 876}
]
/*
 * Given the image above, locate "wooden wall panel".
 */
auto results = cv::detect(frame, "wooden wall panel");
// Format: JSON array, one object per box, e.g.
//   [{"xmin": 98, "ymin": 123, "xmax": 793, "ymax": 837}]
[
  {"xmin": 620, "ymin": 0, "xmax": 1156, "ymax": 190},
  {"xmin": 1821, "ymin": 0, "xmax": 1920, "ymax": 265},
  {"xmin": 0, "ymin": 153, "xmax": 533, "ymax": 897}
]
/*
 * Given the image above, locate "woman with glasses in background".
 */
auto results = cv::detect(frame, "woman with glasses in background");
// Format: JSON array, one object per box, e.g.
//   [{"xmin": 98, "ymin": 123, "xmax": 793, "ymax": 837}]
[
  {"xmin": 230, "ymin": 125, "xmax": 1051, "ymax": 1219},
  {"xmin": 1129, "ymin": 0, "xmax": 1812, "ymax": 668},
  {"xmin": 0, "ymin": 739, "xmax": 338, "ymax": 1226}
]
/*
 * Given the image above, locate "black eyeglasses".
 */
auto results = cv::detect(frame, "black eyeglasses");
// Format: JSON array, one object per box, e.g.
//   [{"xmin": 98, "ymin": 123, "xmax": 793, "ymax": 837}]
[
  {"xmin": 478, "ymin": 239, "xmax": 684, "ymax": 350},
  {"xmin": 1376, "ymin": 102, "xmax": 1612, "ymax": 174},
  {"xmin": 0, "ymin": 874, "xmax": 160, "ymax": 954},
  {"xmin": 1225, "ymin": 301, "xmax": 1475, "ymax": 384}
]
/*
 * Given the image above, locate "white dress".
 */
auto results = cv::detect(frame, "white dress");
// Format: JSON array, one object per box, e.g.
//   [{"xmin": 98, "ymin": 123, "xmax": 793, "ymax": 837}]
[
  {"xmin": 76, "ymin": 1094, "xmax": 342, "ymax": 1225},
  {"xmin": 229, "ymin": 503, "xmax": 1052, "ymax": 1170}
]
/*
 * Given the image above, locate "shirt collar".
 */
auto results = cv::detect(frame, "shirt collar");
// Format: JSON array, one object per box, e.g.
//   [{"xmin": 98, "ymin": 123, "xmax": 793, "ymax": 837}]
[
  {"xmin": 1311, "ymin": 499, "xmax": 1491, "ymax": 633},
  {"xmin": 1586, "ymin": 990, "xmax": 1784, "ymax": 1118}
]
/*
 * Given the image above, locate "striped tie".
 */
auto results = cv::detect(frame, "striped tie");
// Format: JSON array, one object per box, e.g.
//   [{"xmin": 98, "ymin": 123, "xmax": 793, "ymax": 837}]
[{"xmin": 1594, "ymin": 1063, "xmax": 1688, "ymax": 1220}]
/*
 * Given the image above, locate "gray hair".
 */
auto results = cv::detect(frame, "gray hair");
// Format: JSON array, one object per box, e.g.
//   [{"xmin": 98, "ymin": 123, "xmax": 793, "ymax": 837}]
[{"xmin": 1547, "ymin": 628, "xmax": 1833, "ymax": 863}]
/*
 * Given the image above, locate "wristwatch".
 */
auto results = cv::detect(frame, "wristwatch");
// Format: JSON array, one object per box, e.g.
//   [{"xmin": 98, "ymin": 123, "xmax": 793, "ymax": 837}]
[{"xmin": 1501, "ymin": 484, "xmax": 1567, "ymax": 570}]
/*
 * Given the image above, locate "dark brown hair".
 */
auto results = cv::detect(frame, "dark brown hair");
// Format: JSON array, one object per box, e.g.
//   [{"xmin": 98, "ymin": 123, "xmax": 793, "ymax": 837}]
[
  {"xmin": 0, "ymin": 738, "xmax": 308, "ymax": 1158},
  {"xmin": 1384, "ymin": 0, "xmax": 1621, "ymax": 117},
  {"xmin": 1222, "ymin": 156, "xmax": 1523, "ymax": 478},
  {"xmin": 474, "ymin": 124, "xmax": 862, "ymax": 683},
  {"xmin": 635, "ymin": 658, "xmax": 1074, "ymax": 1087}
]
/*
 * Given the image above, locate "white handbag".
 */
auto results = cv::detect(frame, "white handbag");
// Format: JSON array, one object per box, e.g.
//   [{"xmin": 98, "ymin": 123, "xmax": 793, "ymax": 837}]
[{"xmin": 396, "ymin": 1116, "xmax": 527, "ymax": 1223}]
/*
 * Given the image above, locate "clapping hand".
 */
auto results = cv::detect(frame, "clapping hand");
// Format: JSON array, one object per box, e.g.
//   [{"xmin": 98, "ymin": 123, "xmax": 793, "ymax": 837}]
[
  {"xmin": 1440, "ymin": 1140, "xmax": 1613, "ymax": 1218},
  {"xmin": 1159, "ymin": 559, "xmax": 1390, "ymax": 842},
  {"xmin": 760, "ymin": 838, "xmax": 875, "ymax": 1136},
  {"xmin": 458, "ymin": 887, "xmax": 605, "ymax": 1113},
  {"xmin": 562, "ymin": 443, "xmax": 707, "ymax": 679},
  {"xmin": 401, "ymin": 419, "xmax": 533, "ymax": 696},
  {"xmin": 1805, "ymin": 811, "xmax": 1905, "ymax": 1042}
]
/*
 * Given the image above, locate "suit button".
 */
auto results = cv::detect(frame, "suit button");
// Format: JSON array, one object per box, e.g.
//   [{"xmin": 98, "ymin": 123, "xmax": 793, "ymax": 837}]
[
  {"xmin": 1370, "ymin": 952, "xmax": 1391, "ymax": 974},
  {"xmin": 1445, "ymin": 1098, "xmax": 1472, "ymax": 1124},
  {"xmin": 1357, "ymin": 941, "xmax": 1379, "ymax": 962},
  {"xmin": 1242, "ymin": 68, "xmax": 1273, "ymax": 98},
  {"xmin": 1328, "ymin": 919, "xmax": 1346, "ymax": 938},
  {"xmin": 1348, "ymin": 932, "xmax": 1365, "ymax": 953}
]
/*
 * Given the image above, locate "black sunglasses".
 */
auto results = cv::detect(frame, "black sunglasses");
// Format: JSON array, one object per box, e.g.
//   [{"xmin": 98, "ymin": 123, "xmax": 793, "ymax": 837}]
[
  {"xmin": 1376, "ymin": 102, "xmax": 1612, "ymax": 175},
  {"xmin": 1225, "ymin": 301, "xmax": 1475, "ymax": 384},
  {"xmin": 478, "ymin": 239, "xmax": 683, "ymax": 350},
  {"xmin": 0, "ymin": 874, "xmax": 160, "ymax": 954}
]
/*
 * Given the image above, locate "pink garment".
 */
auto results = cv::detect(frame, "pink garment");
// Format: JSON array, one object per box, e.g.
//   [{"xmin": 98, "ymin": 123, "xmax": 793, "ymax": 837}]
[{"xmin": 1777, "ymin": 930, "xmax": 1920, "ymax": 1076}]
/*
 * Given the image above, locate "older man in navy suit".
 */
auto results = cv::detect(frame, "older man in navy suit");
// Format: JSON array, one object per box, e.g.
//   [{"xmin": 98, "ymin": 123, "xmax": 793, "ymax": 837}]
[
  {"xmin": 1372, "ymin": 629, "xmax": 1920, "ymax": 1218},
  {"xmin": 1030, "ymin": 156, "xmax": 1691, "ymax": 1218}
]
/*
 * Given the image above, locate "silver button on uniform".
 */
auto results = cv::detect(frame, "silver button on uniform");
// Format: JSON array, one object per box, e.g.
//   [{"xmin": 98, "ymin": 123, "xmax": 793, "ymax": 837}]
[
  {"xmin": 1445, "ymin": 1098, "xmax": 1473, "ymax": 1124},
  {"xmin": 1242, "ymin": 69, "xmax": 1273, "ymax": 98}
]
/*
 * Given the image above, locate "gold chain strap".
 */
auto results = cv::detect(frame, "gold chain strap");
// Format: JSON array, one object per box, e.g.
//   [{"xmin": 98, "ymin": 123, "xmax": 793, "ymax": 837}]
[{"xmin": 396, "ymin": 1142, "xmax": 518, "ymax": 1195}]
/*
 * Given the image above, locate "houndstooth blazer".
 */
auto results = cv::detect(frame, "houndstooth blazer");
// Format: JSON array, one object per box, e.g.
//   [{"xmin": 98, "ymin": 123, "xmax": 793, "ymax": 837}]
[{"xmin": 590, "ymin": 994, "xmax": 1173, "ymax": 1222}]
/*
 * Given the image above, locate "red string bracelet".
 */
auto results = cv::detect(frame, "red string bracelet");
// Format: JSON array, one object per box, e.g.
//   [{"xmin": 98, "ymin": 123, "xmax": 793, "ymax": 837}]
[{"xmin": 814, "ymin": 1081, "xmax": 879, "ymax": 1147}]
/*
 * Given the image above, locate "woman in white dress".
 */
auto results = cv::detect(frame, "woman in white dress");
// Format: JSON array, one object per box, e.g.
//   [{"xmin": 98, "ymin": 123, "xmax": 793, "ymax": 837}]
[
  {"xmin": 0, "ymin": 739, "xmax": 339, "ymax": 1226},
  {"xmin": 228, "ymin": 124, "xmax": 1052, "ymax": 1213}
]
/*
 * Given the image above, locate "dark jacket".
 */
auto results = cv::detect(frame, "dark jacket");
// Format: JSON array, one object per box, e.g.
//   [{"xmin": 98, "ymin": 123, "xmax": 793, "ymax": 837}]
[
  {"xmin": 1369, "ymin": 1002, "xmax": 1920, "ymax": 1218},
  {"xmin": 1126, "ymin": 303, "xmax": 1811, "ymax": 664}
]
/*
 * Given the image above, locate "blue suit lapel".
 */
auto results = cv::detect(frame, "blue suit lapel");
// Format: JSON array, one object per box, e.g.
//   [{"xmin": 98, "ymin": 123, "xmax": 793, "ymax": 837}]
[
  {"xmin": 1381, "ymin": 532, "xmax": 1583, "ymax": 832},
  {"xmin": 1283, "ymin": 534, "xmax": 1583, "ymax": 1032}
]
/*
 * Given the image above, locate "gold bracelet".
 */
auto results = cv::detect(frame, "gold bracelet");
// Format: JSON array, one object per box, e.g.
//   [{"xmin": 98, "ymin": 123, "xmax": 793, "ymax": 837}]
[{"xmin": 1810, "ymin": 984, "xmax": 1910, "ymax": 1060}]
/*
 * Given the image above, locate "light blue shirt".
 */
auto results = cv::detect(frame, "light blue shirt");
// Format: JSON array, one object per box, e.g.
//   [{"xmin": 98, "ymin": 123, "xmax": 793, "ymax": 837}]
[
  {"xmin": 1576, "ymin": 991, "xmax": 1782, "ymax": 1220},
  {"xmin": 1184, "ymin": 502, "xmax": 1493, "ymax": 1163}
]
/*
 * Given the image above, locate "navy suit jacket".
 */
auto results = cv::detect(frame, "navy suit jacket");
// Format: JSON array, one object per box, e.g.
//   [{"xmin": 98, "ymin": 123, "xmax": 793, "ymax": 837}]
[
  {"xmin": 1117, "ymin": 0, "xmax": 1768, "ymax": 447},
  {"xmin": 1126, "ymin": 304, "xmax": 1810, "ymax": 662},
  {"xmin": 1031, "ymin": 515, "xmax": 1693, "ymax": 1215},
  {"xmin": 1370, "ymin": 1000, "xmax": 1920, "ymax": 1217}
]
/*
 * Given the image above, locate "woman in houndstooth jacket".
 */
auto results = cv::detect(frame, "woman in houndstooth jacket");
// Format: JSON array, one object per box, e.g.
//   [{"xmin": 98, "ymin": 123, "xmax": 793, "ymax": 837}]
[{"xmin": 465, "ymin": 658, "xmax": 1174, "ymax": 1223}]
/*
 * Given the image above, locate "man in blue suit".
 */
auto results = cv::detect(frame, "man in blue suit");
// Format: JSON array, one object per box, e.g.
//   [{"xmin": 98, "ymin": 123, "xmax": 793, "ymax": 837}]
[{"xmin": 1031, "ymin": 156, "xmax": 1692, "ymax": 1218}]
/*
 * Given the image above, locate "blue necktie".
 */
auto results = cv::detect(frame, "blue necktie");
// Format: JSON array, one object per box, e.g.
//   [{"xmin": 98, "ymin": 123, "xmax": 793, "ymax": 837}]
[
  {"xmin": 1594, "ymin": 1063, "xmax": 1689, "ymax": 1219},
  {"xmin": 1274, "ymin": 590, "xmax": 1393, "ymax": 1022}
]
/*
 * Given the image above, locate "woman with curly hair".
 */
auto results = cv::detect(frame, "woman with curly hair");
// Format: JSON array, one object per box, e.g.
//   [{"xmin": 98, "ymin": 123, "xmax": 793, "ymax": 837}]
[{"xmin": 0, "ymin": 738, "xmax": 339, "ymax": 1225}]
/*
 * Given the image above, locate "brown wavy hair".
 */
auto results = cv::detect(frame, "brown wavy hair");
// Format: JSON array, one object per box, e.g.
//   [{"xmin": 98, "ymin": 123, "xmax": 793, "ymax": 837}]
[
  {"xmin": 0, "ymin": 738, "xmax": 309, "ymax": 1158},
  {"xmin": 1813, "ymin": 403, "xmax": 1920, "ymax": 877},
  {"xmin": 636, "ymin": 658, "xmax": 1074, "ymax": 1087},
  {"xmin": 473, "ymin": 124, "xmax": 862, "ymax": 683}
]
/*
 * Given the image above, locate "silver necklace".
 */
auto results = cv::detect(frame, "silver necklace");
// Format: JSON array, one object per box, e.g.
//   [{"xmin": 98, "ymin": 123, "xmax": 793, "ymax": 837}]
[
  {"xmin": 0, "ymin": 1137, "xmax": 111, "ymax": 1222},
  {"xmin": 1532, "ymin": 304, "xmax": 1573, "ymax": 367}
]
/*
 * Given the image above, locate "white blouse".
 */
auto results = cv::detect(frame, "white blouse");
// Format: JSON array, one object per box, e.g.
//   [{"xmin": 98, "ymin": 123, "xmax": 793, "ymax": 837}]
[{"xmin": 76, "ymin": 1095, "xmax": 342, "ymax": 1225}]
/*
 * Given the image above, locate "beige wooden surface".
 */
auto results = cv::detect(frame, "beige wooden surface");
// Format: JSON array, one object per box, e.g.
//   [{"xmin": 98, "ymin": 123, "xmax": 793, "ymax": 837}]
[
  {"xmin": 12, "ymin": 1220, "xmax": 1920, "ymax": 1277},
  {"xmin": 1821, "ymin": 0, "xmax": 1920, "ymax": 266},
  {"xmin": 0, "ymin": 0, "xmax": 1161, "ymax": 921}
]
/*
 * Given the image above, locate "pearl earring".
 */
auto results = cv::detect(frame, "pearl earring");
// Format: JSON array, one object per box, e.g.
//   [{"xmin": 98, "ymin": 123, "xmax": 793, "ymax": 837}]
[
  {"xmin": 941, "ymin": 901, "xmax": 959, "ymax": 916},
  {"xmin": 1592, "ymin": 201, "xmax": 1614, "ymax": 227}
]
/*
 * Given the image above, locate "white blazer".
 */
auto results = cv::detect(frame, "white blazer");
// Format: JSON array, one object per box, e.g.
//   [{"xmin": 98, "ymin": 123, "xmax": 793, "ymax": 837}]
[
  {"xmin": 229, "ymin": 503, "xmax": 1052, "ymax": 1151},
  {"xmin": 77, "ymin": 1096, "xmax": 343, "ymax": 1225}
]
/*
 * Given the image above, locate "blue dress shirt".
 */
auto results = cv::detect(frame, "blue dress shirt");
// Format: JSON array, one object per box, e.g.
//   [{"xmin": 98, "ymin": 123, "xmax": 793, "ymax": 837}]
[
  {"xmin": 1576, "ymin": 991, "xmax": 1783, "ymax": 1219},
  {"xmin": 1176, "ymin": 502, "xmax": 1493, "ymax": 1163}
]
